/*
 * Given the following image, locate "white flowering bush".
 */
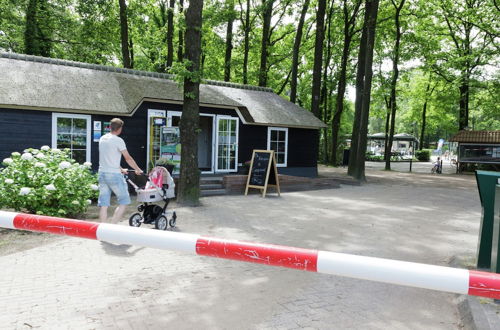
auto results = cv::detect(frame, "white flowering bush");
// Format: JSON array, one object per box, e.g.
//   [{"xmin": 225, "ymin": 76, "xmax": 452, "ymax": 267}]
[{"xmin": 0, "ymin": 147, "xmax": 98, "ymax": 217}]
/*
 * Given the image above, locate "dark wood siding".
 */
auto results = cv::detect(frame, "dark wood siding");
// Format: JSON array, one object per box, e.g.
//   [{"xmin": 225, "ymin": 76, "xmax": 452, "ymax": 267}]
[
  {"xmin": 1, "ymin": 102, "xmax": 319, "ymax": 177},
  {"xmin": 0, "ymin": 108, "xmax": 52, "ymax": 160}
]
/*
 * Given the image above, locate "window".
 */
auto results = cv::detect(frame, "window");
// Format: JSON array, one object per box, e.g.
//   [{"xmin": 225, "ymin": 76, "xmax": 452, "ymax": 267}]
[
  {"xmin": 459, "ymin": 144, "xmax": 500, "ymax": 163},
  {"xmin": 267, "ymin": 127, "xmax": 288, "ymax": 167},
  {"xmin": 52, "ymin": 113, "xmax": 91, "ymax": 163}
]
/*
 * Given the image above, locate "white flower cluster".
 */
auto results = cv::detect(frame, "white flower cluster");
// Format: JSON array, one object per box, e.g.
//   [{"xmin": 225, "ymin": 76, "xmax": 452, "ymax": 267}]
[
  {"xmin": 35, "ymin": 153, "xmax": 45, "ymax": 159},
  {"xmin": 11, "ymin": 152, "xmax": 20, "ymax": 157},
  {"xmin": 45, "ymin": 184, "xmax": 56, "ymax": 191},
  {"xmin": 41, "ymin": 145, "xmax": 50, "ymax": 151},
  {"xmin": 59, "ymin": 161, "xmax": 71, "ymax": 169},
  {"xmin": 2, "ymin": 158, "xmax": 13, "ymax": 165},
  {"xmin": 90, "ymin": 184, "xmax": 99, "ymax": 191},
  {"xmin": 19, "ymin": 187, "xmax": 31, "ymax": 195},
  {"xmin": 4, "ymin": 179, "xmax": 14, "ymax": 184},
  {"xmin": 34, "ymin": 162, "xmax": 46, "ymax": 168},
  {"xmin": 21, "ymin": 153, "xmax": 33, "ymax": 161},
  {"xmin": 83, "ymin": 162, "xmax": 92, "ymax": 167}
]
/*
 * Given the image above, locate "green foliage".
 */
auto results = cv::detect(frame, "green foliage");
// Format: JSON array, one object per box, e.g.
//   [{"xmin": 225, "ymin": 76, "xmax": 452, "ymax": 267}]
[
  {"xmin": 415, "ymin": 149, "xmax": 430, "ymax": 161},
  {"xmin": 0, "ymin": 147, "xmax": 98, "ymax": 217}
]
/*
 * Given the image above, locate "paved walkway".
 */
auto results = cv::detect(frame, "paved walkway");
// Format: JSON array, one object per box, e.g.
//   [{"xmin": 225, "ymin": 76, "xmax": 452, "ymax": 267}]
[{"xmin": 0, "ymin": 171, "xmax": 488, "ymax": 329}]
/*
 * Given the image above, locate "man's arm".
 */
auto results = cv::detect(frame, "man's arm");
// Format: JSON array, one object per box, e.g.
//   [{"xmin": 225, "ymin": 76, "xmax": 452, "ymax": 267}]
[{"xmin": 121, "ymin": 150, "xmax": 143, "ymax": 175}]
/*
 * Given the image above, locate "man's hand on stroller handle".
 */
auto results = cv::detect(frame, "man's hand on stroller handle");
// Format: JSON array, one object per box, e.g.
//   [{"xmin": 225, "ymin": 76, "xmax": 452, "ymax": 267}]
[{"xmin": 123, "ymin": 168, "xmax": 145, "ymax": 176}]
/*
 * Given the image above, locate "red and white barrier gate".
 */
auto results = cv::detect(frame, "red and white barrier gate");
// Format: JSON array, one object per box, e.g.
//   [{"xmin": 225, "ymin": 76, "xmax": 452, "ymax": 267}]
[{"xmin": 1, "ymin": 211, "xmax": 499, "ymax": 299}]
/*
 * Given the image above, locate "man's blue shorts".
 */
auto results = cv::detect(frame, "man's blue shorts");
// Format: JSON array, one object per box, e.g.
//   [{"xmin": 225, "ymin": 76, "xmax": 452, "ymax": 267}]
[{"xmin": 98, "ymin": 172, "xmax": 131, "ymax": 207}]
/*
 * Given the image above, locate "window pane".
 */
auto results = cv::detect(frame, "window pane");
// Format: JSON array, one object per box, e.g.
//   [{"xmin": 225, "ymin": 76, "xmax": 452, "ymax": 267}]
[
  {"xmin": 230, "ymin": 120, "xmax": 236, "ymax": 132},
  {"xmin": 73, "ymin": 118, "xmax": 87, "ymax": 133},
  {"xmin": 72, "ymin": 150, "xmax": 86, "ymax": 164},
  {"xmin": 57, "ymin": 118, "xmax": 71, "ymax": 133},
  {"xmin": 57, "ymin": 134, "xmax": 71, "ymax": 149},
  {"xmin": 72, "ymin": 134, "xmax": 87, "ymax": 147},
  {"xmin": 277, "ymin": 142, "xmax": 285, "ymax": 153},
  {"xmin": 278, "ymin": 130, "xmax": 286, "ymax": 140},
  {"xmin": 172, "ymin": 116, "xmax": 181, "ymax": 127},
  {"xmin": 271, "ymin": 130, "xmax": 277, "ymax": 141},
  {"xmin": 277, "ymin": 153, "xmax": 285, "ymax": 164}
]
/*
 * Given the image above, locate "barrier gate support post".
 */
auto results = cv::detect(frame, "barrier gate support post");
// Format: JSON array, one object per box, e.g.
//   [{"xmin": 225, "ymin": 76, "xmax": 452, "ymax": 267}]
[{"xmin": 1, "ymin": 210, "xmax": 500, "ymax": 299}]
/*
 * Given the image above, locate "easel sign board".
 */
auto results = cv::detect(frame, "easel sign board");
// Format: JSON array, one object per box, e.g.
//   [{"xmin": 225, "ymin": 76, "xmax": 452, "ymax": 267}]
[{"xmin": 245, "ymin": 150, "xmax": 281, "ymax": 197}]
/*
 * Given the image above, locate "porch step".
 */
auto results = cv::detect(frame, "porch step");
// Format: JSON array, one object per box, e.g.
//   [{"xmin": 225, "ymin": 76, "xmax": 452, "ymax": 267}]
[
  {"xmin": 200, "ymin": 176, "xmax": 227, "ymax": 197},
  {"xmin": 200, "ymin": 188, "xmax": 227, "ymax": 197},
  {"xmin": 200, "ymin": 183, "xmax": 224, "ymax": 190}
]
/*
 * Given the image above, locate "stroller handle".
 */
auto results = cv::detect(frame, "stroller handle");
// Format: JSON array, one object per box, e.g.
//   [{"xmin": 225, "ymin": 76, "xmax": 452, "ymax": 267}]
[{"xmin": 126, "ymin": 169, "xmax": 148, "ymax": 177}]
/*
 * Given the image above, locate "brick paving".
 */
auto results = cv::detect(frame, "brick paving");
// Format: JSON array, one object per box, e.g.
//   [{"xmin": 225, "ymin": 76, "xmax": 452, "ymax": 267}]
[{"xmin": 0, "ymin": 175, "xmax": 485, "ymax": 329}]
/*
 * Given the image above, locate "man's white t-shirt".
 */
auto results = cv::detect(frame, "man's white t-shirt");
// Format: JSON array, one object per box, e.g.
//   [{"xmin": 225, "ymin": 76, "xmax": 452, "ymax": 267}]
[{"xmin": 98, "ymin": 133, "xmax": 127, "ymax": 173}]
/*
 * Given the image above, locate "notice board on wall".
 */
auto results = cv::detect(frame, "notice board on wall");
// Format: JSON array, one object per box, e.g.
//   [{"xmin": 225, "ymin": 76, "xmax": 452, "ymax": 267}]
[{"xmin": 245, "ymin": 149, "xmax": 280, "ymax": 197}]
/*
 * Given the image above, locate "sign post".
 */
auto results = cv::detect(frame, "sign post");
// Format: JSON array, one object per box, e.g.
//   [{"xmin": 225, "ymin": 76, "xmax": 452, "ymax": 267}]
[{"xmin": 245, "ymin": 149, "xmax": 281, "ymax": 197}]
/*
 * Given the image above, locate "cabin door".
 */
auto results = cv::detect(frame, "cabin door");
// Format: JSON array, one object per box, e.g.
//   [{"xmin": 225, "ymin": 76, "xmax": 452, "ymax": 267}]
[{"xmin": 215, "ymin": 116, "xmax": 239, "ymax": 172}]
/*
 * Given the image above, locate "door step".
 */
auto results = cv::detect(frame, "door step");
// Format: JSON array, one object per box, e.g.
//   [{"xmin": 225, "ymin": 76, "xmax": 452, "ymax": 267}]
[{"xmin": 200, "ymin": 176, "xmax": 226, "ymax": 197}]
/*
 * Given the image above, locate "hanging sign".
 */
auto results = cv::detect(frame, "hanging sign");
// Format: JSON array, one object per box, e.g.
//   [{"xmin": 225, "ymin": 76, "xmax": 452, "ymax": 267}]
[
  {"xmin": 245, "ymin": 149, "xmax": 281, "ymax": 198},
  {"xmin": 160, "ymin": 126, "xmax": 181, "ymax": 174},
  {"xmin": 93, "ymin": 121, "xmax": 102, "ymax": 142}
]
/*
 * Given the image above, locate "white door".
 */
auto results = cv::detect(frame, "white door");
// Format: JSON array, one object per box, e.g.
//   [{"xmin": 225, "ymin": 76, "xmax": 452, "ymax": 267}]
[{"xmin": 215, "ymin": 116, "xmax": 239, "ymax": 172}]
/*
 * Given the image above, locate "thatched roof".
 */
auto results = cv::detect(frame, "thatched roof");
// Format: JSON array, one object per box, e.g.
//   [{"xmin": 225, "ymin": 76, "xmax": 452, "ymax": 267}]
[
  {"xmin": 0, "ymin": 53, "xmax": 326, "ymax": 129},
  {"xmin": 449, "ymin": 130, "xmax": 500, "ymax": 144}
]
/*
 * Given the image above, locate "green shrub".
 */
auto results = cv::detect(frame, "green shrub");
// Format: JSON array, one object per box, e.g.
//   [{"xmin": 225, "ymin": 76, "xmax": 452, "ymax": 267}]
[
  {"xmin": 415, "ymin": 150, "xmax": 431, "ymax": 161},
  {"xmin": 0, "ymin": 147, "xmax": 98, "ymax": 217}
]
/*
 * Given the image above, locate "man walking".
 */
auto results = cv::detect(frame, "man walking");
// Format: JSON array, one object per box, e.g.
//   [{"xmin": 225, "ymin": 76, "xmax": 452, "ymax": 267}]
[{"xmin": 98, "ymin": 118, "xmax": 142, "ymax": 223}]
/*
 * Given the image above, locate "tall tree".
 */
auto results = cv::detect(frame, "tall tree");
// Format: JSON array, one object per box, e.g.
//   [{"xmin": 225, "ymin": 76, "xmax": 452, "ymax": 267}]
[
  {"xmin": 290, "ymin": 0, "xmax": 310, "ymax": 103},
  {"xmin": 310, "ymin": 0, "xmax": 327, "ymax": 118},
  {"xmin": 177, "ymin": 0, "xmax": 184, "ymax": 62},
  {"xmin": 166, "ymin": 0, "xmax": 175, "ymax": 68},
  {"xmin": 419, "ymin": 73, "xmax": 436, "ymax": 150},
  {"xmin": 239, "ymin": 0, "xmax": 252, "ymax": 84},
  {"xmin": 330, "ymin": 0, "xmax": 362, "ymax": 165},
  {"xmin": 118, "ymin": 0, "xmax": 131, "ymax": 68},
  {"xmin": 224, "ymin": 0, "xmax": 236, "ymax": 81},
  {"xmin": 348, "ymin": 0, "xmax": 380, "ymax": 181},
  {"xmin": 258, "ymin": 0, "xmax": 274, "ymax": 87},
  {"xmin": 384, "ymin": 0, "xmax": 406, "ymax": 170},
  {"xmin": 24, "ymin": 0, "xmax": 51, "ymax": 57},
  {"xmin": 178, "ymin": 0, "xmax": 204, "ymax": 205}
]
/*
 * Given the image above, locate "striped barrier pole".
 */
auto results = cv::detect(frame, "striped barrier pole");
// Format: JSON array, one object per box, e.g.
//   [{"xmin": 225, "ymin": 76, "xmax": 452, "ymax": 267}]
[{"xmin": 1, "ymin": 210, "xmax": 499, "ymax": 299}]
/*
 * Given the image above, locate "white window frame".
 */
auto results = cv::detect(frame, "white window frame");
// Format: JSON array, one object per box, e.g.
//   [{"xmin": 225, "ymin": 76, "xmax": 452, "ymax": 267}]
[
  {"xmin": 51, "ymin": 113, "xmax": 91, "ymax": 163},
  {"xmin": 215, "ymin": 115, "xmax": 239, "ymax": 173},
  {"xmin": 267, "ymin": 127, "xmax": 288, "ymax": 167}
]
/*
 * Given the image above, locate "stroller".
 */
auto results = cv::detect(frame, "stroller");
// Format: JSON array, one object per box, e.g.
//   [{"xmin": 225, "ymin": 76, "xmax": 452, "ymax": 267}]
[{"xmin": 125, "ymin": 166, "xmax": 177, "ymax": 230}]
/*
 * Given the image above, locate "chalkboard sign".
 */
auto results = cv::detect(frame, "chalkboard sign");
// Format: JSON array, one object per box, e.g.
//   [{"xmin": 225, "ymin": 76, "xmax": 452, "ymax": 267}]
[{"xmin": 245, "ymin": 150, "xmax": 281, "ymax": 197}]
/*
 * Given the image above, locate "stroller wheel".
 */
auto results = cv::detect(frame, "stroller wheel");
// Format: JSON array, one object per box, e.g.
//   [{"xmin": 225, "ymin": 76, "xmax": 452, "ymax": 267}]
[
  {"xmin": 169, "ymin": 212, "xmax": 177, "ymax": 228},
  {"xmin": 155, "ymin": 215, "xmax": 168, "ymax": 231},
  {"xmin": 129, "ymin": 213, "xmax": 142, "ymax": 227}
]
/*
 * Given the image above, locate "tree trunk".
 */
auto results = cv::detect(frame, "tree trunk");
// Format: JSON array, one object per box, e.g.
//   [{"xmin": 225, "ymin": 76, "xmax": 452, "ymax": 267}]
[
  {"xmin": 311, "ymin": 0, "xmax": 327, "ymax": 118},
  {"xmin": 177, "ymin": 0, "xmax": 184, "ymax": 62},
  {"xmin": 129, "ymin": 37, "xmax": 134, "ymax": 68},
  {"xmin": 166, "ymin": 0, "xmax": 175, "ymax": 68},
  {"xmin": 384, "ymin": 0, "xmax": 405, "ymax": 171},
  {"xmin": 178, "ymin": 0, "xmax": 203, "ymax": 205},
  {"xmin": 459, "ymin": 80, "xmax": 470, "ymax": 130},
  {"xmin": 258, "ymin": 0, "xmax": 274, "ymax": 87},
  {"xmin": 348, "ymin": 0, "xmax": 380, "ymax": 181},
  {"xmin": 119, "ymin": 0, "xmax": 131, "ymax": 68},
  {"xmin": 25, "ymin": 0, "xmax": 51, "ymax": 57},
  {"xmin": 331, "ymin": 0, "xmax": 361, "ymax": 165},
  {"xmin": 224, "ymin": 0, "xmax": 235, "ymax": 82},
  {"xmin": 242, "ymin": 0, "xmax": 251, "ymax": 84},
  {"xmin": 290, "ymin": 0, "xmax": 310, "ymax": 103},
  {"xmin": 419, "ymin": 79, "xmax": 432, "ymax": 150},
  {"xmin": 25, "ymin": 0, "xmax": 39, "ymax": 55}
]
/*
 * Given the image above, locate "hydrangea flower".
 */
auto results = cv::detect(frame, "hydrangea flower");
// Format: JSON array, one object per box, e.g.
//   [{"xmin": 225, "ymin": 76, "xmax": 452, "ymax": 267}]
[
  {"xmin": 35, "ymin": 153, "xmax": 45, "ymax": 159},
  {"xmin": 52, "ymin": 148, "xmax": 61, "ymax": 153},
  {"xmin": 45, "ymin": 184, "xmax": 56, "ymax": 191},
  {"xmin": 34, "ymin": 162, "xmax": 46, "ymax": 168},
  {"xmin": 59, "ymin": 161, "xmax": 71, "ymax": 169},
  {"xmin": 90, "ymin": 184, "xmax": 99, "ymax": 191},
  {"xmin": 2, "ymin": 158, "xmax": 13, "ymax": 165},
  {"xmin": 41, "ymin": 145, "xmax": 50, "ymax": 151},
  {"xmin": 71, "ymin": 200, "xmax": 80, "ymax": 205},
  {"xmin": 19, "ymin": 187, "xmax": 31, "ymax": 195},
  {"xmin": 4, "ymin": 179, "xmax": 14, "ymax": 184},
  {"xmin": 21, "ymin": 153, "xmax": 33, "ymax": 161},
  {"xmin": 86, "ymin": 200, "xmax": 92, "ymax": 205},
  {"xmin": 83, "ymin": 162, "xmax": 92, "ymax": 167},
  {"xmin": 11, "ymin": 152, "xmax": 20, "ymax": 157}
]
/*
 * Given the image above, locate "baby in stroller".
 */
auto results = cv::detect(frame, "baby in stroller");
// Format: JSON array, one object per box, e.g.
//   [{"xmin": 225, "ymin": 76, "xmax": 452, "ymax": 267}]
[{"xmin": 125, "ymin": 166, "xmax": 177, "ymax": 230}]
